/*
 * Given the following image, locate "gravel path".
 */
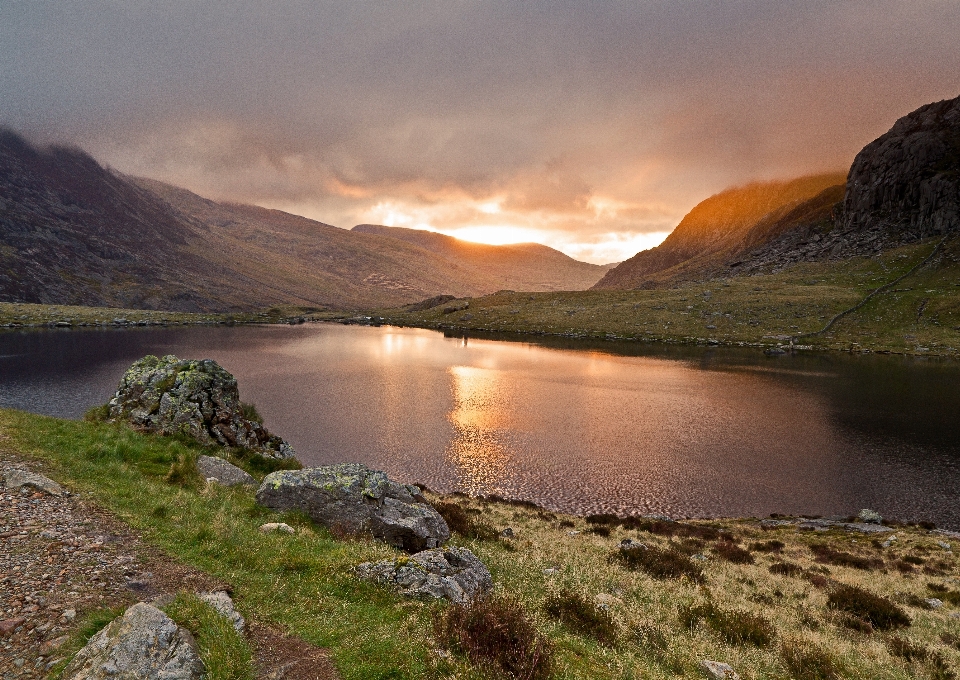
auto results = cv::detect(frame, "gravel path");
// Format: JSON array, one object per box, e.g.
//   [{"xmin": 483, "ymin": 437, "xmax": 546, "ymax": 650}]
[{"xmin": 0, "ymin": 453, "xmax": 337, "ymax": 680}]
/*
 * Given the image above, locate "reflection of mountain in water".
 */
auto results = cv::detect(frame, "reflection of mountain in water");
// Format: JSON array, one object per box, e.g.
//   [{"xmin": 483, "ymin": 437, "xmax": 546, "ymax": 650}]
[{"xmin": 445, "ymin": 365, "xmax": 510, "ymax": 496}]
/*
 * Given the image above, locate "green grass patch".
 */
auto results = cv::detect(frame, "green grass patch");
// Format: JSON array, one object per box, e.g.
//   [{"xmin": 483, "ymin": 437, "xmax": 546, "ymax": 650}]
[{"xmin": 164, "ymin": 593, "xmax": 254, "ymax": 680}]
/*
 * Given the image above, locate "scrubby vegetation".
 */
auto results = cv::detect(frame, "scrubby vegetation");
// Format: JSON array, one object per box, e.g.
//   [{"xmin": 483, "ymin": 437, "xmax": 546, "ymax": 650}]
[
  {"xmin": 434, "ymin": 595, "xmax": 553, "ymax": 679},
  {"xmin": 4, "ymin": 407, "xmax": 960, "ymax": 679}
]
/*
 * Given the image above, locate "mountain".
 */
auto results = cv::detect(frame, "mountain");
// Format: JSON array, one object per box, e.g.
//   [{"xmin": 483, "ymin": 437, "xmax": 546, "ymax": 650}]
[
  {"xmin": 0, "ymin": 130, "xmax": 610, "ymax": 311},
  {"xmin": 594, "ymin": 94, "xmax": 960, "ymax": 291},
  {"xmin": 592, "ymin": 173, "xmax": 846, "ymax": 289},
  {"xmin": 351, "ymin": 224, "xmax": 614, "ymax": 292}
]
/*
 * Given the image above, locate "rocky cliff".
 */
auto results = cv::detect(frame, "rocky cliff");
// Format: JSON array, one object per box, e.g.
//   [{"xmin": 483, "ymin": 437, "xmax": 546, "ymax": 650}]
[{"xmin": 843, "ymin": 94, "xmax": 960, "ymax": 237}]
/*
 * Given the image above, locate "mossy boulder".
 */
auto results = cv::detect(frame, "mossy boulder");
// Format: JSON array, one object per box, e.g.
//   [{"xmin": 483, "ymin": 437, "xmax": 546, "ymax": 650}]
[
  {"xmin": 108, "ymin": 355, "xmax": 295, "ymax": 460},
  {"xmin": 256, "ymin": 463, "xmax": 450, "ymax": 552}
]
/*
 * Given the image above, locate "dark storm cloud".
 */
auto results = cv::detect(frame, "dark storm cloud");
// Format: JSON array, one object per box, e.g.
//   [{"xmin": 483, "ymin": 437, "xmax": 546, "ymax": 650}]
[{"xmin": 2, "ymin": 1, "xmax": 959, "ymax": 260}]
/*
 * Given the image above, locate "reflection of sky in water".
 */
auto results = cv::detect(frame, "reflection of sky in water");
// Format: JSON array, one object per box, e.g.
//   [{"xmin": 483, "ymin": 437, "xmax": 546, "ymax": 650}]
[
  {"xmin": 2, "ymin": 324, "xmax": 959, "ymax": 527},
  {"xmin": 446, "ymin": 365, "xmax": 510, "ymax": 495}
]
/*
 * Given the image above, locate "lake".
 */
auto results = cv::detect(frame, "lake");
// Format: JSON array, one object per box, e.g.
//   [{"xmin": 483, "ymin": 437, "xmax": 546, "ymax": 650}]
[{"xmin": 2, "ymin": 323, "xmax": 959, "ymax": 527}]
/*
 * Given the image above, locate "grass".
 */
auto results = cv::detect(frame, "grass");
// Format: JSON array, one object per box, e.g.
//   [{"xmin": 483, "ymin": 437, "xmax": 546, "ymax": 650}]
[
  {"xmin": 375, "ymin": 237, "xmax": 960, "ymax": 357},
  {"xmin": 826, "ymin": 584, "xmax": 911, "ymax": 631},
  {"xmin": 543, "ymin": 590, "xmax": 618, "ymax": 646},
  {"xmin": 163, "ymin": 593, "xmax": 254, "ymax": 680},
  {"xmin": 0, "ymin": 301, "xmax": 339, "ymax": 328},
  {"xmin": 679, "ymin": 600, "xmax": 775, "ymax": 646},
  {"xmin": 5, "ymin": 408, "xmax": 960, "ymax": 678}
]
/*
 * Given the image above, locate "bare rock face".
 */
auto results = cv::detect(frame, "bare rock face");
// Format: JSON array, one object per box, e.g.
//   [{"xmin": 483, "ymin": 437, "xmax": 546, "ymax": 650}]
[
  {"xmin": 256, "ymin": 463, "xmax": 450, "ymax": 552},
  {"xmin": 357, "ymin": 546, "xmax": 493, "ymax": 604},
  {"xmin": 844, "ymin": 95, "xmax": 960, "ymax": 237},
  {"xmin": 61, "ymin": 603, "xmax": 204, "ymax": 680},
  {"xmin": 108, "ymin": 355, "xmax": 295, "ymax": 460}
]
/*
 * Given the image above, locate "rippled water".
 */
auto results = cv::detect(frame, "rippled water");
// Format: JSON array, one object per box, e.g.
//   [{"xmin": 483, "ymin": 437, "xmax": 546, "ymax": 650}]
[{"xmin": 2, "ymin": 323, "xmax": 959, "ymax": 526}]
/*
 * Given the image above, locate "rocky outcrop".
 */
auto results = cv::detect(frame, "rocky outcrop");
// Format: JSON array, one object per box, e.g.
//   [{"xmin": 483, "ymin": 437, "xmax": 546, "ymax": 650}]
[
  {"xmin": 844, "ymin": 95, "xmax": 960, "ymax": 237},
  {"xmin": 255, "ymin": 463, "xmax": 450, "ymax": 552},
  {"xmin": 196, "ymin": 455, "xmax": 256, "ymax": 486},
  {"xmin": 357, "ymin": 546, "xmax": 492, "ymax": 604},
  {"xmin": 108, "ymin": 355, "xmax": 295, "ymax": 460},
  {"xmin": 61, "ymin": 603, "xmax": 204, "ymax": 680}
]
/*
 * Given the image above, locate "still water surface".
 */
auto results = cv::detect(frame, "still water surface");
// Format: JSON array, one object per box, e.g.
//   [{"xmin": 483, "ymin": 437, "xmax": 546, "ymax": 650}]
[{"xmin": 2, "ymin": 324, "xmax": 959, "ymax": 526}]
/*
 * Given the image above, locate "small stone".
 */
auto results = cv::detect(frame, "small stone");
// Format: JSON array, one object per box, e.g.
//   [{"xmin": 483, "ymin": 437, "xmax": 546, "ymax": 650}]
[
  {"xmin": 594, "ymin": 593, "xmax": 622, "ymax": 608},
  {"xmin": 926, "ymin": 598, "xmax": 944, "ymax": 610},
  {"xmin": 197, "ymin": 456, "xmax": 256, "ymax": 487},
  {"xmin": 61, "ymin": 609, "xmax": 76, "ymax": 623},
  {"xmin": 501, "ymin": 527, "xmax": 514, "ymax": 538},
  {"xmin": 13, "ymin": 658, "xmax": 24, "ymax": 668},
  {"xmin": 3, "ymin": 469, "xmax": 63, "ymax": 496},
  {"xmin": 39, "ymin": 635, "xmax": 69, "ymax": 656},
  {"xmin": 701, "ymin": 659, "xmax": 741, "ymax": 679},
  {"xmin": 568, "ymin": 530, "xmax": 580, "ymax": 536},
  {"xmin": 259, "ymin": 522, "xmax": 295, "ymax": 534},
  {"xmin": 857, "ymin": 509, "xmax": 882, "ymax": 524},
  {"xmin": 0, "ymin": 618, "xmax": 25, "ymax": 637},
  {"xmin": 937, "ymin": 541, "xmax": 952, "ymax": 551}
]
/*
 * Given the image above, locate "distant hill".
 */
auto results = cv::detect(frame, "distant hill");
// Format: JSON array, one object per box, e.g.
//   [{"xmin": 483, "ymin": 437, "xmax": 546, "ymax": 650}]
[
  {"xmin": 352, "ymin": 224, "xmax": 614, "ymax": 292},
  {"xmin": 0, "ymin": 130, "xmax": 610, "ymax": 312}
]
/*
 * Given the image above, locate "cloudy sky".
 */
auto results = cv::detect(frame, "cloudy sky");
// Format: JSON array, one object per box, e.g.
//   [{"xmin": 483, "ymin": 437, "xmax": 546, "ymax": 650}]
[{"xmin": 2, "ymin": 1, "xmax": 959, "ymax": 263}]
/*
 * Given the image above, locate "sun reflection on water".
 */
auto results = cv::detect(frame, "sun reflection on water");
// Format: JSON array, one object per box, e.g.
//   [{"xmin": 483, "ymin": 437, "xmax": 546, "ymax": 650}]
[{"xmin": 445, "ymin": 365, "xmax": 510, "ymax": 495}]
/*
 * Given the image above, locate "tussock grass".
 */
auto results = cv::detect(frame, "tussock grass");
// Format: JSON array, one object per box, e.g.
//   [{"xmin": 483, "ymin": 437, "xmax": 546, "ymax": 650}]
[
  {"xmin": 680, "ymin": 600, "xmax": 775, "ymax": 646},
  {"xmin": 5, "ymin": 408, "xmax": 960, "ymax": 679},
  {"xmin": 827, "ymin": 584, "xmax": 911, "ymax": 630},
  {"xmin": 543, "ymin": 589, "xmax": 617, "ymax": 646},
  {"xmin": 616, "ymin": 543, "xmax": 705, "ymax": 582},
  {"xmin": 164, "ymin": 593, "xmax": 253, "ymax": 680}
]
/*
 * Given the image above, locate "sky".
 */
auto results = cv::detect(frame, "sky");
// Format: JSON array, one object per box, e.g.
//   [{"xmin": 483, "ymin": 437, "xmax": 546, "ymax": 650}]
[{"xmin": 2, "ymin": 2, "xmax": 959, "ymax": 264}]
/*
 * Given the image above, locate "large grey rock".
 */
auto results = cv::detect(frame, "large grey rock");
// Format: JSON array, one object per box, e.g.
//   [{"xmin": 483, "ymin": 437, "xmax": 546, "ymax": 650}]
[
  {"xmin": 256, "ymin": 463, "xmax": 450, "ymax": 552},
  {"xmin": 197, "ymin": 455, "xmax": 256, "ymax": 486},
  {"xmin": 197, "ymin": 591, "xmax": 244, "ymax": 633},
  {"xmin": 356, "ymin": 546, "xmax": 492, "ymax": 604},
  {"xmin": 61, "ymin": 603, "xmax": 204, "ymax": 680},
  {"xmin": 3, "ymin": 468, "xmax": 63, "ymax": 496},
  {"xmin": 108, "ymin": 355, "xmax": 295, "ymax": 460},
  {"xmin": 844, "ymin": 95, "xmax": 960, "ymax": 237}
]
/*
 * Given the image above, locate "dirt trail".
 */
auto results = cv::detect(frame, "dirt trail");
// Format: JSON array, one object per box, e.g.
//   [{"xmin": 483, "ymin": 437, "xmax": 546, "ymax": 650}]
[{"xmin": 0, "ymin": 451, "xmax": 338, "ymax": 680}]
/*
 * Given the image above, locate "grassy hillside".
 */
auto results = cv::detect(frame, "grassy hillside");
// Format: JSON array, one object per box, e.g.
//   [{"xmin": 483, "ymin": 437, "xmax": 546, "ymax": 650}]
[
  {"xmin": 4, "ymin": 409, "xmax": 960, "ymax": 679},
  {"xmin": 378, "ymin": 237, "xmax": 960, "ymax": 357}
]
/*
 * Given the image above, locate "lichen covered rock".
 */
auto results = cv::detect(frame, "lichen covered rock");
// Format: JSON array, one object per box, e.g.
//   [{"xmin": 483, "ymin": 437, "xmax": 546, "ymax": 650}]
[
  {"xmin": 108, "ymin": 355, "xmax": 295, "ymax": 460},
  {"xmin": 61, "ymin": 602, "xmax": 204, "ymax": 680},
  {"xmin": 256, "ymin": 463, "xmax": 450, "ymax": 552},
  {"xmin": 357, "ymin": 546, "xmax": 492, "ymax": 603}
]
